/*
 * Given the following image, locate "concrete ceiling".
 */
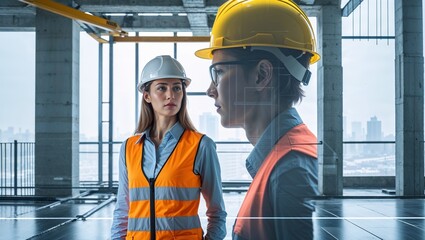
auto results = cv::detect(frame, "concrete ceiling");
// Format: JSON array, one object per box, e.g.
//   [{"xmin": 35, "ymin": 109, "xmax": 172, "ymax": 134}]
[{"xmin": 0, "ymin": 0, "xmax": 335, "ymax": 35}]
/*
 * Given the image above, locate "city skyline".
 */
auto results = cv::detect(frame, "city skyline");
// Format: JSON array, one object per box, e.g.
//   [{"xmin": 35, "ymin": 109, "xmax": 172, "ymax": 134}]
[
  {"xmin": 0, "ymin": 37, "xmax": 399, "ymax": 141},
  {"xmin": 0, "ymin": 114, "xmax": 395, "ymax": 142},
  {"xmin": 1, "ymin": 114, "xmax": 398, "ymax": 178}
]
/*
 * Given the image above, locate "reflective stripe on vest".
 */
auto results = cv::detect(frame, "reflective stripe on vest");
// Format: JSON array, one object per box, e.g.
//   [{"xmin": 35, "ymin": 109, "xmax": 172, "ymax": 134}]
[
  {"xmin": 125, "ymin": 130, "xmax": 204, "ymax": 240},
  {"xmin": 233, "ymin": 124, "xmax": 317, "ymax": 239}
]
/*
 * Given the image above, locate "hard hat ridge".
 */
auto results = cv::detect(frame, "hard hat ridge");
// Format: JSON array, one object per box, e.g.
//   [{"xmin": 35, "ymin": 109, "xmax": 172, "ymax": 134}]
[{"xmin": 138, "ymin": 55, "xmax": 191, "ymax": 92}]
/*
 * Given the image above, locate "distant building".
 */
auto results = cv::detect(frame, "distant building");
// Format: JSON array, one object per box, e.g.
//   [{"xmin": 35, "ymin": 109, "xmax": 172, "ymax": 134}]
[
  {"xmin": 383, "ymin": 133, "xmax": 395, "ymax": 155},
  {"xmin": 199, "ymin": 112, "xmax": 219, "ymax": 140},
  {"xmin": 366, "ymin": 116, "xmax": 383, "ymax": 155},
  {"xmin": 0, "ymin": 127, "xmax": 34, "ymax": 142},
  {"xmin": 367, "ymin": 116, "xmax": 382, "ymax": 141},
  {"xmin": 217, "ymin": 143, "xmax": 252, "ymax": 180},
  {"xmin": 346, "ymin": 121, "xmax": 364, "ymax": 157},
  {"xmin": 351, "ymin": 121, "xmax": 363, "ymax": 140}
]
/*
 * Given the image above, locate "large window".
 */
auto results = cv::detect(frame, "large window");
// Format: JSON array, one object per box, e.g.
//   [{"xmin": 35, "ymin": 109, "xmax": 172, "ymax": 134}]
[
  {"xmin": 78, "ymin": 24, "xmax": 322, "ymax": 181},
  {"xmin": 0, "ymin": 32, "xmax": 35, "ymax": 142},
  {"xmin": 341, "ymin": 0, "xmax": 396, "ymax": 176}
]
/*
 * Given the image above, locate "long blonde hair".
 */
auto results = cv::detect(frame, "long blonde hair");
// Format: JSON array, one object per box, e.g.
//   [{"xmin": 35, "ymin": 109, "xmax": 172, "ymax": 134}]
[{"xmin": 135, "ymin": 82, "xmax": 197, "ymax": 134}]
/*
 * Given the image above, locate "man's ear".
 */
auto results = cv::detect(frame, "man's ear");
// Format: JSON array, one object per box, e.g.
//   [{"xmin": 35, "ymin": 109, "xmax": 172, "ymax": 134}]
[
  {"xmin": 255, "ymin": 59, "xmax": 273, "ymax": 91},
  {"xmin": 143, "ymin": 92, "xmax": 151, "ymax": 103}
]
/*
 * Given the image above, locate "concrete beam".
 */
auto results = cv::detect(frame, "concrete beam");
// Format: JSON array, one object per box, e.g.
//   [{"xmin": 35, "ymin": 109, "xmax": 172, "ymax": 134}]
[
  {"xmin": 79, "ymin": 0, "xmax": 219, "ymax": 14},
  {"xmin": 0, "ymin": 0, "xmax": 321, "ymax": 33},
  {"xmin": 35, "ymin": 7, "xmax": 80, "ymax": 197},
  {"xmin": 316, "ymin": 3, "xmax": 343, "ymax": 196},
  {"xmin": 0, "ymin": 6, "xmax": 34, "ymax": 15},
  {"xmin": 108, "ymin": 15, "xmax": 191, "ymax": 32},
  {"xmin": 0, "ymin": 14, "xmax": 195, "ymax": 32},
  {"xmin": 395, "ymin": 0, "xmax": 424, "ymax": 196},
  {"xmin": 0, "ymin": 14, "xmax": 34, "ymax": 31},
  {"xmin": 0, "ymin": 0, "xmax": 29, "ymax": 8},
  {"xmin": 183, "ymin": 0, "xmax": 210, "ymax": 35}
]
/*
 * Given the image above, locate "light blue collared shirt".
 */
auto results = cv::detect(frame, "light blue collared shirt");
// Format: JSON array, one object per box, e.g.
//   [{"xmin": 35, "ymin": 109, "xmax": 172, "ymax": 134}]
[
  {"xmin": 111, "ymin": 122, "xmax": 227, "ymax": 240},
  {"xmin": 234, "ymin": 108, "xmax": 319, "ymax": 240}
]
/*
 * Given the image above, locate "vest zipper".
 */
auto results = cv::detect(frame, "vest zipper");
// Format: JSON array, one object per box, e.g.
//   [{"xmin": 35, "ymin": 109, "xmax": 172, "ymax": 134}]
[{"xmin": 149, "ymin": 177, "xmax": 156, "ymax": 240}]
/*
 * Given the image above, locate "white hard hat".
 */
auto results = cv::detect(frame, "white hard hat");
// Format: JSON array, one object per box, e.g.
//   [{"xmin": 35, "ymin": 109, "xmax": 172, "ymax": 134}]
[{"xmin": 137, "ymin": 55, "xmax": 191, "ymax": 92}]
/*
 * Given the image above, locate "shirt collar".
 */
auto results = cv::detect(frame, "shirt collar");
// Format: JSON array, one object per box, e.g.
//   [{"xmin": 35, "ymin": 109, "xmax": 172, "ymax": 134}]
[
  {"xmin": 135, "ymin": 121, "xmax": 184, "ymax": 144},
  {"xmin": 245, "ymin": 108, "xmax": 303, "ymax": 178}
]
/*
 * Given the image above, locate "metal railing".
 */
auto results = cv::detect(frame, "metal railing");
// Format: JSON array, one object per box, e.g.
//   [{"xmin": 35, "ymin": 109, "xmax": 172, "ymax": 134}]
[
  {"xmin": 0, "ymin": 140, "xmax": 401, "ymax": 196},
  {"xmin": 0, "ymin": 140, "xmax": 254, "ymax": 196},
  {"xmin": 0, "ymin": 140, "xmax": 35, "ymax": 196}
]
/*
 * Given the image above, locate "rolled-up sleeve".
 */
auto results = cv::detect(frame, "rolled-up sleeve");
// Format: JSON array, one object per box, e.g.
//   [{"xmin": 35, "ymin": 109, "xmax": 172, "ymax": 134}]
[
  {"xmin": 195, "ymin": 136, "xmax": 227, "ymax": 240},
  {"xmin": 111, "ymin": 141, "xmax": 129, "ymax": 239}
]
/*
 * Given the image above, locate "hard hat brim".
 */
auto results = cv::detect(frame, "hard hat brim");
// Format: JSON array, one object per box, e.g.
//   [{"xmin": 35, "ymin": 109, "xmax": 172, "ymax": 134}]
[
  {"xmin": 137, "ymin": 77, "xmax": 191, "ymax": 93},
  {"xmin": 195, "ymin": 45, "xmax": 320, "ymax": 64},
  {"xmin": 194, "ymin": 47, "xmax": 214, "ymax": 60}
]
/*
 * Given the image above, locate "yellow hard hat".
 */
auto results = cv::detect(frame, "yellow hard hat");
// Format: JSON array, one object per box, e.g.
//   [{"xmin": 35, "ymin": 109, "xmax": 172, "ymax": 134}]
[{"xmin": 195, "ymin": 0, "xmax": 320, "ymax": 64}]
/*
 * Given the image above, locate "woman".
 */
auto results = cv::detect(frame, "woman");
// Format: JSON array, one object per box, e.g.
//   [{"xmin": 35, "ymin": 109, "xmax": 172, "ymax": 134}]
[{"xmin": 111, "ymin": 55, "xmax": 227, "ymax": 240}]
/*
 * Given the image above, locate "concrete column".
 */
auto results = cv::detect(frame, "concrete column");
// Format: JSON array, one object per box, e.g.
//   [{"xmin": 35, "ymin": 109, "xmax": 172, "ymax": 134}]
[
  {"xmin": 316, "ymin": 3, "xmax": 343, "ymax": 196},
  {"xmin": 35, "ymin": 5, "xmax": 80, "ymax": 197},
  {"xmin": 395, "ymin": 0, "xmax": 424, "ymax": 196}
]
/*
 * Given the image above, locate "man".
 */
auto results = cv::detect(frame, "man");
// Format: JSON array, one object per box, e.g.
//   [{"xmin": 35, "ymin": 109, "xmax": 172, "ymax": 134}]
[{"xmin": 195, "ymin": 0, "xmax": 320, "ymax": 239}]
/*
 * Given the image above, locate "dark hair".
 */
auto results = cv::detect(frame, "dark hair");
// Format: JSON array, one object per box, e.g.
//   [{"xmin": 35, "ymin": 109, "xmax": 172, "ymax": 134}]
[
  {"xmin": 135, "ymin": 81, "xmax": 197, "ymax": 134},
  {"xmin": 221, "ymin": 47, "xmax": 312, "ymax": 110}
]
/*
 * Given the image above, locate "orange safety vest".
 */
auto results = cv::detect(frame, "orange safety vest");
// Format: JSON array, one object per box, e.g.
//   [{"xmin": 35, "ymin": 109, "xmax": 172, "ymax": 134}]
[
  {"xmin": 233, "ymin": 124, "xmax": 317, "ymax": 239},
  {"xmin": 125, "ymin": 130, "xmax": 204, "ymax": 240}
]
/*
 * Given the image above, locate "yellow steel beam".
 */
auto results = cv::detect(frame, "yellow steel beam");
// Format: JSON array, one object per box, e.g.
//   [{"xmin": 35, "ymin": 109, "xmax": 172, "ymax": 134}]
[
  {"xmin": 77, "ymin": 22, "xmax": 109, "ymax": 43},
  {"xmin": 19, "ymin": 0, "xmax": 127, "ymax": 37},
  {"xmin": 113, "ymin": 36, "xmax": 210, "ymax": 43},
  {"xmin": 87, "ymin": 32, "xmax": 109, "ymax": 44}
]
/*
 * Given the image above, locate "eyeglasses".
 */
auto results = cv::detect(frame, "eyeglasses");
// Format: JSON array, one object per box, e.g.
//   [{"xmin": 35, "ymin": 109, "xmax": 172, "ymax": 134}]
[{"xmin": 209, "ymin": 60, "xmax": 258, "ymax": 87}]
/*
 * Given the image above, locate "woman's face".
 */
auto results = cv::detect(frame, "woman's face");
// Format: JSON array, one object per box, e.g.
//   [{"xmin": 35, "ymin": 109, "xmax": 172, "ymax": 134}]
[
  {"xmin": 206, "ymin": 50, "xmax": 257, "ymax": 128},
  {"xmin": 144, "ymin": 78, "xmax": 184, "ymax": 119}
]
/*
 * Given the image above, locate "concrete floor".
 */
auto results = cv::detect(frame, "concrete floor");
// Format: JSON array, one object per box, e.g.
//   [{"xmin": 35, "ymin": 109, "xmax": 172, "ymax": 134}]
[{"xmin": 1, "ymin": 190, "xmax": 424, "ymax": 240}]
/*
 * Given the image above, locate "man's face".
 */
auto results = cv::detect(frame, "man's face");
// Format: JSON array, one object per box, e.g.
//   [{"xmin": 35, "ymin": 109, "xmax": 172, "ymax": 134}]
[{"xmin": 206, "ymin": 50, "xmax": 257, "ymax": 128}]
